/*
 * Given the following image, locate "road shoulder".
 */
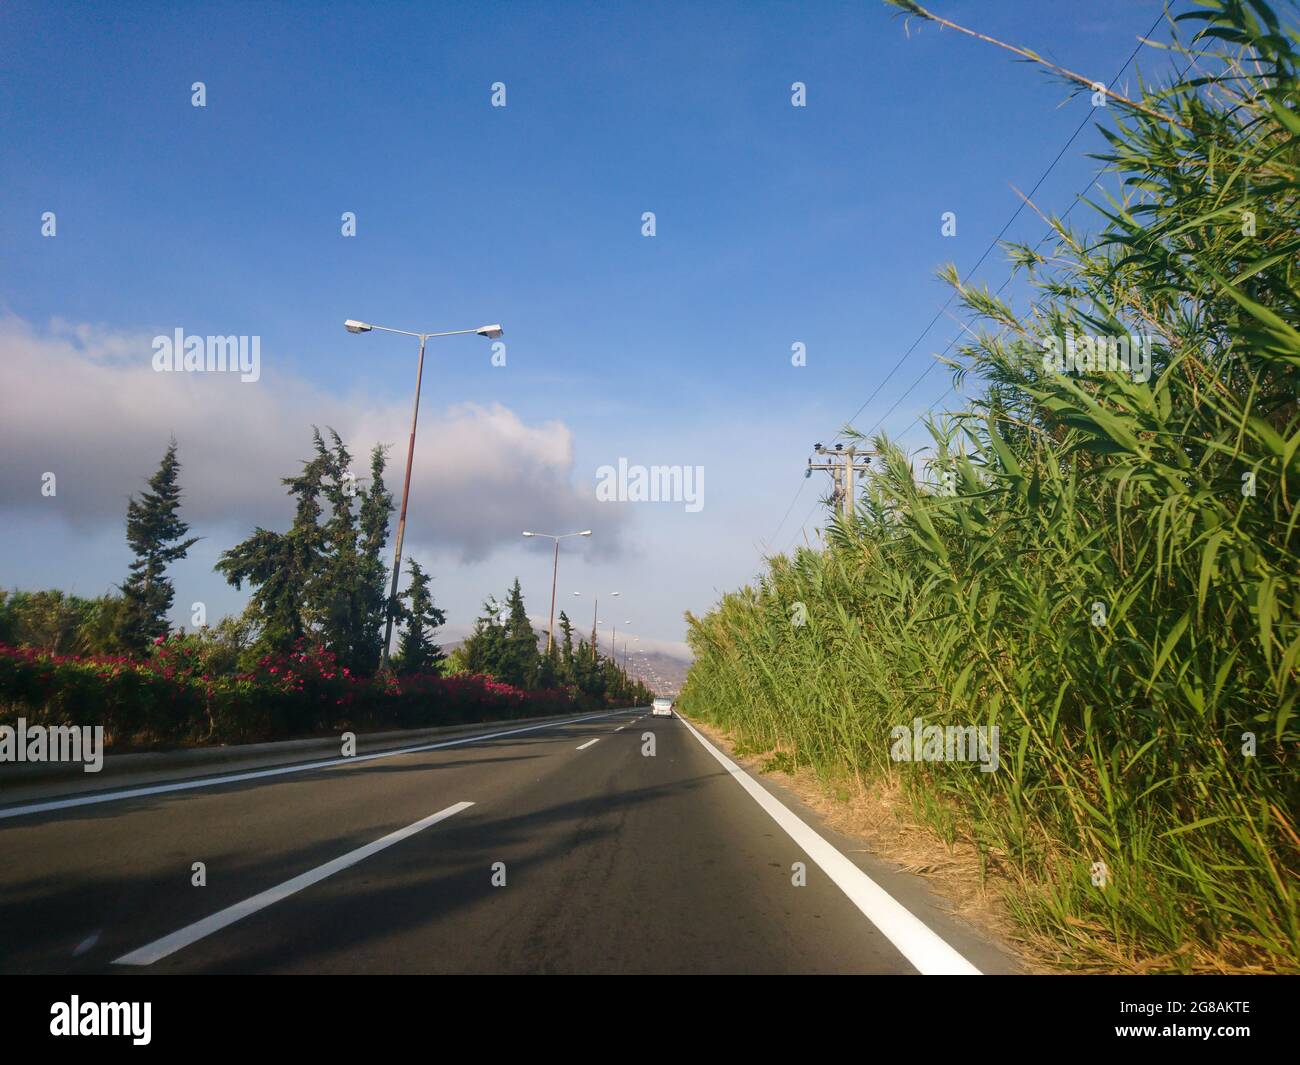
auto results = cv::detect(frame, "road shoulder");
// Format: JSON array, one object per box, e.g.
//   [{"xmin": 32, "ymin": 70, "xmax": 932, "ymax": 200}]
[{"xmin": 682, "ymin": 713, "xmax": 1034, "ymax": 975}]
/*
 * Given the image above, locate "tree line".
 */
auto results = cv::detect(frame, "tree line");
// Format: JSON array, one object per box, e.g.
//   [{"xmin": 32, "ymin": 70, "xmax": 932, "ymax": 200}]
[
  {"xmin": 0, "ymin": 428, "xmax": 650, "ymax": 702},
  {"xmin": 454, "ymin": 579, "xmax": 647, "ymax": 703}
]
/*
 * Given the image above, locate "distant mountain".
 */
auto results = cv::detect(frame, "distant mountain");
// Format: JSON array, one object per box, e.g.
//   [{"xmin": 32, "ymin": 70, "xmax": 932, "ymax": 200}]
[{"xmin": 625, "ymin": 650, "xmax": 689, "ymax": 696}]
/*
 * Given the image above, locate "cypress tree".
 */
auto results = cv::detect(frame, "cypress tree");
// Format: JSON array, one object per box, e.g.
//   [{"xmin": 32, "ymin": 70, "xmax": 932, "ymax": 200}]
[{"xmin": 118, "ymin": 440, "xmax": 198, "ymax": 652}]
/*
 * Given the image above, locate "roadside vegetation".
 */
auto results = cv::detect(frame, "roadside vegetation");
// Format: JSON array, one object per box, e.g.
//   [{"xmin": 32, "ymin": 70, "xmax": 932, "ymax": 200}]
[
  {"xmin": 682, "ymin": 0, "xmax": 1299, "ymax": 972},
  {"xmin": 1, "ymin": 430, "xmax": 649, "ymax": 749}
]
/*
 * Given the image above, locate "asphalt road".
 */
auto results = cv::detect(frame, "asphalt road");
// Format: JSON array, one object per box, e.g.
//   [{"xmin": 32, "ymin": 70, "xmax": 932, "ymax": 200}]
[{"xmin": 0, "ymin": 709, "xmax": 1013, "ymax": 974}]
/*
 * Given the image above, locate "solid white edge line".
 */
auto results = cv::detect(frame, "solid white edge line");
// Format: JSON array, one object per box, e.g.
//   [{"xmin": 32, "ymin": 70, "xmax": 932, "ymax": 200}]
[
  {"xmin": 113, "ymin": 801, "xmax": 475, "ymax": 966},
  {"xmin": 676, "ymin": 714, "xmax": 982, "ymax": 976},
  {"xmin": 0, "ymin": 709, "xmax": 643, "ymax": 821},
  {"xmin": 576, "ymin": 738, "xmax": 600, "ymax": 750}
]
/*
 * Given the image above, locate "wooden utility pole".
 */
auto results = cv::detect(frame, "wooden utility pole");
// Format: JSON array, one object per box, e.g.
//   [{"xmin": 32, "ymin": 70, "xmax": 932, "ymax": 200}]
[{"xmin": 806, "ymin": 442, "xmax": 873, "ymax": 522}]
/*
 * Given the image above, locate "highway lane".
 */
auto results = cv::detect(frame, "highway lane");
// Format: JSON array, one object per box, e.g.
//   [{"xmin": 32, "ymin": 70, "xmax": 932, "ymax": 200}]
[{"xmin": 0, "ymin": 709, "xmax": 1009, "ymax": 974}]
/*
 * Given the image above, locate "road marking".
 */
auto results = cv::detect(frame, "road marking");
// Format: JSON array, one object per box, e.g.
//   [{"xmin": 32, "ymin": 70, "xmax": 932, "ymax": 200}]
[
  {"xmin": 114, "ymin": 801, "xmax": 473, "ymax": 966},
  {"xmin": 676, "ymin": 715, "xmax": 982, "ymax": 976},
  {"xmin": 576, "ymin": 738, "xmax": 600, "ymax": 750},
  {"xmin": 0, "ymin": 711, "xmax": 628, "ymax": 822},
  {"xmin": 613, "ymin": 726, "xmax": 624, "ymax": 732},
  {"xmin": 73, "ymin": 931, "xmax": 101, "ymax": 957}
]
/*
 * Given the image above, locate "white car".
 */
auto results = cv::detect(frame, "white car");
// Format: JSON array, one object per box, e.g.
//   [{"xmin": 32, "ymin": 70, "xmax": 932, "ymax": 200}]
[{"xmin": 651, "ymin": 697, "xmax": 674, "ymax": 717}]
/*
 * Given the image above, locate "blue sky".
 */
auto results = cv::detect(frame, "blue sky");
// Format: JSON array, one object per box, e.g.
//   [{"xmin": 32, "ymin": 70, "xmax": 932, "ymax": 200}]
[{"xmin": 0, "ymin": 0, "xmax": 1177, "ymax": 658}]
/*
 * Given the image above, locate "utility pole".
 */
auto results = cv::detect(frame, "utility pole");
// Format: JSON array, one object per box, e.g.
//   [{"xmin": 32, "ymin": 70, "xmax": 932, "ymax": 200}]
[{"xmin": 806, "ymin": 442, "xmax": 873, "ymax": 522}]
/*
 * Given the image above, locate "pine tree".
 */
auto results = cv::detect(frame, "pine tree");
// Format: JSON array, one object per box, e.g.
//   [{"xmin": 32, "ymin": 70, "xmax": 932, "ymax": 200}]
[
  {"xmin": 118, "ymin": 441, "xmax": 199, "ymax": 652},
  {"xmin": 313, "ymin": 430, "xmax": 360, "ymax": 662},
  {"xmin": 462, "ymin": 597, "xmax": 508, "ymax": 675},
  {"xmin": 217, "ymin": 428, "xmax": 392, "ymax": 670},
  {"xmin": 396, "ymin": 557, "xmax": 446, "ymax": 673},
  {"xmin": 572, "ymin": 637, "xmax": 604, "ymax": 698},
  {"xmin": 498, "ymin": 578, "xmax": 540, "ymax": 689},
  {"xmin": 217, "ymin": 431, "xmax": 329, "ymax": 652},
  {"xmin": 310, "ymin": 432, "xmax": 392, "ymax": 672},
  {"xmin": 459, "ymin": 580, "xmax": 540, "ymax": 688},
  {"xmin": 536, "ymin": 644, "xmax": 560, "ymax": 688}
]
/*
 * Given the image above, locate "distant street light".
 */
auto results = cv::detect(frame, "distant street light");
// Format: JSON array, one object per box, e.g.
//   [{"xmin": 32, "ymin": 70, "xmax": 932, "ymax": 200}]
[
  {"xmin": 345, "ymin": 318, "xmax": 504, "ymax": 671},
  {"xmin": 522, "ymin": 530, "xmax": 592, "ymax": 653},
  {"xmin": 610, "ymin": 619, "xmax": 633, "ymax": 660},
  {"xmin": 572, "ymin": 590, "xmax": 618, "ymax": 649},
  {"xmin": 618, "ymin": 630, "xmax": 639, "ymax": 671}
]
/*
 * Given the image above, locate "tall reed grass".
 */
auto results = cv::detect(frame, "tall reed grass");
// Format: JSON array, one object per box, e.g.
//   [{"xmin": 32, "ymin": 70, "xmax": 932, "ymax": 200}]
[{"xmin": 683, "ymin": 0, "xmax": 1299, "ymax": 971}]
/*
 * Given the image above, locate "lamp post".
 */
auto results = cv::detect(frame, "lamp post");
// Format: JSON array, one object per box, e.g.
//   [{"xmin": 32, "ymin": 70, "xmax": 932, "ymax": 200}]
[
  {"xmin": 609, "ymin": 619, "xmax": 632, "ymax": 660},
  {"xmin": 522, "ymin": 530, "xmax": 591, "ymax": 653},
  {"xmin": 344, "ymin": 318, "xmax": 503, "ymax": 672},
  {"xmin": 572, "ymin": 590, "xmax": 618, "ymax": 650}
]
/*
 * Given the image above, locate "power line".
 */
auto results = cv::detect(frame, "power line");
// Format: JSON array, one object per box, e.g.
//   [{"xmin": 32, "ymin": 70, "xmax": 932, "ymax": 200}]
[
  {"xmin": 856, "ymin": 42, "xmax": 1208, "ymax": 466},
  {"xmin": 769, "ymin": 9, "xmax": 1167, "ymax": 553}
]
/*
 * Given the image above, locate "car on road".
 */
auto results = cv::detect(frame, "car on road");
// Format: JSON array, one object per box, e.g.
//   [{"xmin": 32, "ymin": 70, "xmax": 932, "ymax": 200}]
[{"xmin": 651, "ymin": 697, "xmax": 674, "ymax": 717}]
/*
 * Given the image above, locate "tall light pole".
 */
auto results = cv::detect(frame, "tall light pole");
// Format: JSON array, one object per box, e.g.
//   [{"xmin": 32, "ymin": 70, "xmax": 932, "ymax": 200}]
[
  {"xmin": 522, "ymin": 530, "xmax": 591, "ymax": 653},
  {"xmin": 610, "ymin": 618, "xmax": 632, "ymax": 660},
  {"xmin": 572, "ymin": 590, "xmax": 618, "ymax": 650},
  {"xmin": 344, "ymin": 318, "xmax": 504, "ymax": 672}
]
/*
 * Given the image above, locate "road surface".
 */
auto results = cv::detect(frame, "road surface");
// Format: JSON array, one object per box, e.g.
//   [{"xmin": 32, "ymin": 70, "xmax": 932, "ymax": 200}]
[{"xmin": 0, "ymin": 709, "xmax": 1015, "ymax": 974}]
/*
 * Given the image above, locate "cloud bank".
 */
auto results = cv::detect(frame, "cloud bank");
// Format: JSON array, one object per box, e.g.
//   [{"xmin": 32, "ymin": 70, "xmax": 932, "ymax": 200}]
[{"xmin": 0, "ymin": 316, "xmax": 626, "ymax": 562}]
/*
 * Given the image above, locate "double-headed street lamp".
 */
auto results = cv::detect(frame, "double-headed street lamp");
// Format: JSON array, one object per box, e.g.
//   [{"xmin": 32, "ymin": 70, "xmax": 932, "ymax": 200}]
[
  {"xmin": 344, "ymin": 318, "xmax": 504, "ymax": 672},
  {"xmin": 572, "ymin": 590, "xmax": 618, "ymax": 650},
  {"xmin": 522, "ymin": 529, "xmax": 591, "ymax": 653}
]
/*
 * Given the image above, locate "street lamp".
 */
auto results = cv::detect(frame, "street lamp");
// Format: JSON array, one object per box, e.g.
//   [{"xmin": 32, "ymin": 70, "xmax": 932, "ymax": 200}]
[
  {"xmin": 522, "ymin": 530, "xmax": 592, "ymax": 653},
  {"xmin": 609, "ymin": 618, "xmax": 632, "ymax": 660},
  {"xmin": 346, "ymin": 318, "xmax": 504, "ymax": 671},
  {"xmin": 572, "ymin": 590, "xmax": 618, "ymax": 650},
  {"xmin": 617, "ymin": 630, "xmax": 639, "ymax": 670}
]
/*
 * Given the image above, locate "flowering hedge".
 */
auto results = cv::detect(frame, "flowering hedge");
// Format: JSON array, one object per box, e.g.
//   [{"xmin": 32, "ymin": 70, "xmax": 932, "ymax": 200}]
[{"xmin": 0, "ymin": 639, "xmax": 611, "ymax": 749}]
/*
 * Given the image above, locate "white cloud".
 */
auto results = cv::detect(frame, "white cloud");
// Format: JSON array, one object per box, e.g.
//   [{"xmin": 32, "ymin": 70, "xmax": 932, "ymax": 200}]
[{"xmin": 0, "ymin": 315, "xmax": 627, "ymax": 562}]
